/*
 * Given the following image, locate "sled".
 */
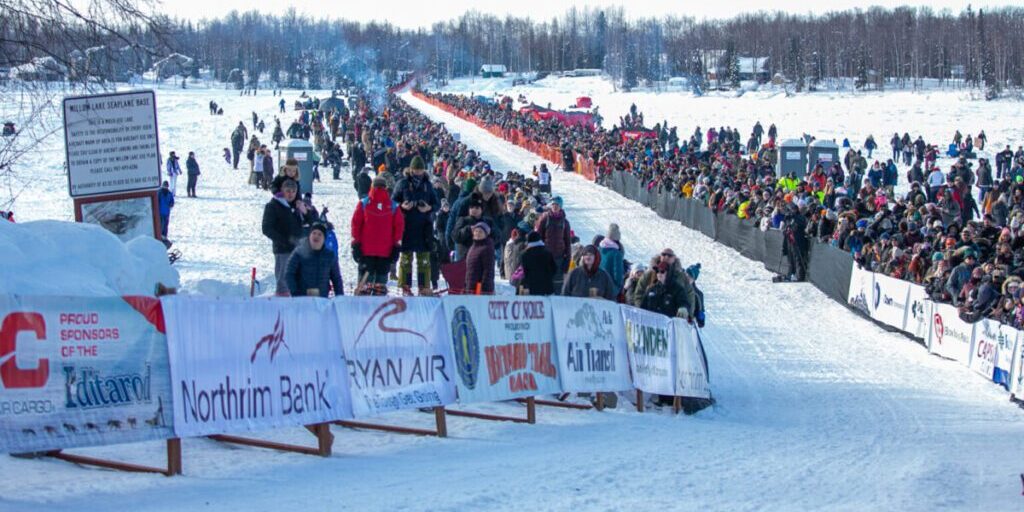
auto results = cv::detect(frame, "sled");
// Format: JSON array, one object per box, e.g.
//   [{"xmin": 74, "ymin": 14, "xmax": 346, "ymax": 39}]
[{"xmin": 440, "ymin": 259, "xmax": 468, "ymax": 295}]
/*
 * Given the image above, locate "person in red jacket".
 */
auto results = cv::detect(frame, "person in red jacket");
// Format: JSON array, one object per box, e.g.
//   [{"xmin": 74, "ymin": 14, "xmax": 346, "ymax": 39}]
[{"xmin": 351, "ymin": 176, "xmax": 404, "ymax": 295}]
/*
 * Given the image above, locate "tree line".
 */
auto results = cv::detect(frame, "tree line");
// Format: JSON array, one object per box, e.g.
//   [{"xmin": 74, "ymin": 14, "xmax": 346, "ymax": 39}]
[{"xmin": 3, "ymin": 3, "xmax": 1024, "ymax": 96}]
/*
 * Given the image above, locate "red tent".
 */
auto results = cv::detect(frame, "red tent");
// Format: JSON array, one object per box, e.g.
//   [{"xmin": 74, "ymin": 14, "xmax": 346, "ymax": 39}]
[{"xmin": 575, "ymin": 96, "xmax": 592, "ymax": 108}]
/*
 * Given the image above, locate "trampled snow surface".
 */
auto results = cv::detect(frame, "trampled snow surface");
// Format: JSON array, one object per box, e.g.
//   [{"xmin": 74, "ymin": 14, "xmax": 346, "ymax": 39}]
[{"xmin": 0, "ymin": 86, "xmax": 1022, "ymax": 511}]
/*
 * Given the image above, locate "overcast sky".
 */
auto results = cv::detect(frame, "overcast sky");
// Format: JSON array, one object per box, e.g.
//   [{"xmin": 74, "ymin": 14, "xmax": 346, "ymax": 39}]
[{"xmin": 166, "ymin": 1, "xmax": 1013, "ymax": 28}]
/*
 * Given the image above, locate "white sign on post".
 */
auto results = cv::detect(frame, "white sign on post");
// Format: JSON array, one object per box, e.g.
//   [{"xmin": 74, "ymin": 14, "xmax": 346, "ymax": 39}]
[{"xmin": 63, "ymin": 90, "xmax": 161, "ymax": 197}]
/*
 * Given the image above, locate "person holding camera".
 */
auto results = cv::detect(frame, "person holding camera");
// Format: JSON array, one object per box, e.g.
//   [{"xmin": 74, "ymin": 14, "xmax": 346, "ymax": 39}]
[{"xmin": 391, "ymin": 156, "xmax": 439, "ymax": 296}]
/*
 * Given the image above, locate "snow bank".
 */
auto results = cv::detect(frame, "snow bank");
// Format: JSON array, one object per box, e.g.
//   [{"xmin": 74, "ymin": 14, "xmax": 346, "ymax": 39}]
[{"xmin": 0, "ymin": 219, "xmax": 179, "ymax": 296}]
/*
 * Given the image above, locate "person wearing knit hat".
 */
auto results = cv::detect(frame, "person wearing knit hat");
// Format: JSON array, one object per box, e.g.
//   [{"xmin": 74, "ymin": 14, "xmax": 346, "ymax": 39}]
[
  {"xmin": 519, "ymin": 230, "xmax": 558, "ymax": 296},
  {"xmin": 607, "ymin": 223, "xmax": 621, "ymax": 242},
  {"xmin": 392, "ymin": 150, "xmax": 440, "ymax": 296},
  {"xmin": 464, "ymin": 215, "xmax": 496, "ymax": 294},
  {"xmin": 351, "ymin": 172, "xmax": 405, "ymax": 296},
  {"xmin": 284, "ymin": 222, "xmax": 344, "ymax": 298}
]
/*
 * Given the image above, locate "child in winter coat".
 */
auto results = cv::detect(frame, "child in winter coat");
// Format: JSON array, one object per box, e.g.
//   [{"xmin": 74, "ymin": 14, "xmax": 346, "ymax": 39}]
[{"xmin": 465, "ymin": 222, "xmax": 495, "ymax": 294}]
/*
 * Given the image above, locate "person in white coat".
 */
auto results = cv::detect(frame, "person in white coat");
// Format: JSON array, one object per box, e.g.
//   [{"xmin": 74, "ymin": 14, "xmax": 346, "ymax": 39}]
[{"xmin": 165, "ymin": 151, "xmax": 181, "ymax": 194}]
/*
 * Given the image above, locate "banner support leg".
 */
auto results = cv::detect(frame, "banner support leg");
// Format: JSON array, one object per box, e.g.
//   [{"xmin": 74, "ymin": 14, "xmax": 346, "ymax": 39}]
[
  {"xmin": 636, "ymin": 390, "xmax": 644, "ymax": 413},
  {"xmin": 526, "ymin": 396, "xmax": 536, "ymax": 424}
]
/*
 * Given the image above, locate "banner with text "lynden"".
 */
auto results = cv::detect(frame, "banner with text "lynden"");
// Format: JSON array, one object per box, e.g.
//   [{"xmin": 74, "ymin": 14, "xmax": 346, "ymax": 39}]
[
  {"xmin": 162, "ymin": 296, "xmax": 353, "ymax": 438},
  {"xmin": 621, "ymin": 305, "xmax": 675, "ymax": 396},
  {"xmin": 0, "ymin": 296, "xmax": 174, "ymax": 453},
  {"xmin": 335, "ymin": 297, "xmax": 456, "ymax": 418}
]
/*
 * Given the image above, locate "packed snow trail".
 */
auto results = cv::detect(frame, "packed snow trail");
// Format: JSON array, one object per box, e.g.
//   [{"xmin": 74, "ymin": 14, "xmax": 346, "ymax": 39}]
[{"xmin": 402, "ymin": 92, "xmax": 1024, "ymax": 508}]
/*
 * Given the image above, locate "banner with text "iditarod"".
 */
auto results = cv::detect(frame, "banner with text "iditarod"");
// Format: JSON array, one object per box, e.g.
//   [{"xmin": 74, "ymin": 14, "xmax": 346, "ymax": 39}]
[{"xmin": 0, "ymin": 296, "xmax": 174, "ymax": 453}]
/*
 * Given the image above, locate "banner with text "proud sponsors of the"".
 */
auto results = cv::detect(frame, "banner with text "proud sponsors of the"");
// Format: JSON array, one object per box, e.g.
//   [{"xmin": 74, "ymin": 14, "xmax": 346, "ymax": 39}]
[
  {"xmin": 335, "ymin": 297, "xmax": 456, "ymax": 417},
  {"xmin": 0, "ymin": 296, "xmax": 174, "ymax": 453},
  {"xmin": 162, "ymin": 296, "xmax": 353, "ymax": 438},
  {"xmin": 621, "ymin": 305, "xmax": 675, "ymax": 396},
  {"xmin": 443, "ymin": 296, "xmax": 561, "ymax": 404},
  {"xmin": 550, "ymin": 297, "xmax": 632, "ymax": 393}
]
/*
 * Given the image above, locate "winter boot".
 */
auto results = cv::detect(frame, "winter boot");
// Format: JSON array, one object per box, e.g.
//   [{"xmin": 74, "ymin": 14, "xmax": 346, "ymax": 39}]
[
  {"xmin": 401, "ymin": 286, "xmax": 413, "ymax": 297},
  {"xmin": 418, "ymin": 287, "xmax": 434, "ymax": 297}
]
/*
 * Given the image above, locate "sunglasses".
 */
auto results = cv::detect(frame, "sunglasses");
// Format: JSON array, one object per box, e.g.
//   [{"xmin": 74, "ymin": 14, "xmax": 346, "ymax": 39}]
[
  {"xmin": 656, "ymin": 270, "xmax": 668, "ymax": 275},
  {"xmin": 661, "ymin": 253, "xmax": 675, "ymax": 258}
]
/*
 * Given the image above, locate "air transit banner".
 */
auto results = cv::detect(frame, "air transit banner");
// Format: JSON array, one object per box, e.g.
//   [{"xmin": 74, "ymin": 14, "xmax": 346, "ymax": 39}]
[
  {"xmin": 0, "ymin": 296, "xmax": 173, "ymax": 453},
  {"xmin": 443, "ymin": 296, "xmax": 561, "ymax": 404},
  {"xmin": 162, "ymin": 296, "xmax": 352, "ymax": 438},
  {"xmin": 335, "ymin": 297, "xmax": 456, "ymax": 417},
  {"xmin": 550, "ymin": 297, "xmax": 632, "ymax": 393}
]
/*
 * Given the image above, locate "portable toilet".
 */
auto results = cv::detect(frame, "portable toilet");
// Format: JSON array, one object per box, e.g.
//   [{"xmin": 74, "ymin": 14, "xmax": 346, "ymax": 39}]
[
  {"xmin": 808, "ymin": 140, "xmax": 840, "ymax": 174},
  {"xmin": 777, "ymin": 139, "xmax": 808, "ymax": 178},
  {"xmin": 278, "ymin": 139, "xmax": 316, "ymax": 196}
]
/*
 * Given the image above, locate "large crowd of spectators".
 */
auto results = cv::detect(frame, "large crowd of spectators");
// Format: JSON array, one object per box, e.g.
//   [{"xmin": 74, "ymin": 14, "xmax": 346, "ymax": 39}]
[{"xmin": 420, "ymin": 89, "xmax": 1024, "ymax": 326}]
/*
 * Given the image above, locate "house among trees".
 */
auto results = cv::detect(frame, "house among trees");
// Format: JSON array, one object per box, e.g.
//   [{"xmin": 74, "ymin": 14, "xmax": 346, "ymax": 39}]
[
  {"xmin": 10, "ymin": 57, "xmax": 67, "ymax": 81},
  {"xmin": 152, "ymin": 53, "xmax": 195, "ymax": 80},
  {"xmin": 480, "ymin": 64, "xmax": 506, "ymax": 78},
  {"xmin": 705, "ymin": 52, "xmax": 770, "ymax": 84}
]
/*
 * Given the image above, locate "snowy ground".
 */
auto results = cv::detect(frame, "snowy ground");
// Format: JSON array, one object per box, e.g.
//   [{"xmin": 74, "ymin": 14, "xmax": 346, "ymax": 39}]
[
  {"xmin": 1, "ymin": 85, "xmax": 1022, "ymax": 511},
  {"xmin": 2, "ymin": 83, "xmax": 347, "ymax": 295},
  {"xmin": 440, "ymin": 75, "xmax": 1024, "ymax": 159}
]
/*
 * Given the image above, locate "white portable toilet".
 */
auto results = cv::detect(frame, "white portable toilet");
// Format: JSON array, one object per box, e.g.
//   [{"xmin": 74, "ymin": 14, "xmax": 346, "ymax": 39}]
[
  {"xmin": 777, "ymin": 139, "xmax": 809, "ymax": 178},
  {"xmin": 808, "ymin": 140, "xmax": 840, "ymax": 174}
]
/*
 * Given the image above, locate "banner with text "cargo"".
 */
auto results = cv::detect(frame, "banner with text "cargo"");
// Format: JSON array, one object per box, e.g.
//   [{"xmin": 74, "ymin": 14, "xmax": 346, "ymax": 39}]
[
  {"xmin": 162, "ymin": 296, "xmax": 352, "ymax": 438},
  {"xmin": 443, "ymin": 296, "xmax": 561, "ymax": 404},
  {"xmin": 335, "ymin": 297, "xmax": 456, "ymax": 417},
  {"xmin": 0, "ymin": 295, "xmax": 173, "ymax": 453}
]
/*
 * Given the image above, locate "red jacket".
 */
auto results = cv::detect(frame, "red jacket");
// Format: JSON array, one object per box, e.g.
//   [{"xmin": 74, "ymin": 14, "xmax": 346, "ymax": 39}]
[{"xmin": 351, "ymin": 187, "xmax": 404, "ymax": 257}]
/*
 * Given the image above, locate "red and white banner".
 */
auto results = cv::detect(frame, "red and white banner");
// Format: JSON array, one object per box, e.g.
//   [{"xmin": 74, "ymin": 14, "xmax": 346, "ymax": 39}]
[
  {"xmin": 161, "ymin": 296, "xmax": 353, "ymax": 438},
  {"xmin": 442, "ymin": 296, "xmax": 561, "ymax": 404},
  {"xmin": 0, "ymin": 296, "xmax": 174, "ymax": 453},
  {"xmin": 335, "ymin": 297, "xmax": 456, "ymax": 417},
  {"xmin": 928, "ymin": 302, "xmax": 975, "ymax": 365}
]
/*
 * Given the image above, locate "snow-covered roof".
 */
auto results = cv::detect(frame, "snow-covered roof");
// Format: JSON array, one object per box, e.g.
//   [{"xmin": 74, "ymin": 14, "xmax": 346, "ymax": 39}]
[
  {"xmin": 480, "ymin": 64, "xmax": 507, "ymax": 73},
  {"xmin": 738, "ymin": 57, "xmax": 769, "ymax": 74}
]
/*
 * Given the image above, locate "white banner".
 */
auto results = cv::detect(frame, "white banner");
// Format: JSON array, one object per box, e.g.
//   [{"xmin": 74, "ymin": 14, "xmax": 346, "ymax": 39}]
[
  {"xmin": 0, "ymin": 296, "xmax": 174, "ymax": 453},
  {"xmin": 847, "ymin": 265, "xmax": 874, "ymax": 315},
  {"xmin": 335, "ymin": 297, "xmax": 456, "ymax": 417},
  {"xmin": 903, "ymin": 284, "xmax": 932, "ymax": 339},
  {"xmin": 994, "ymin": 325, "xmax": 1019, "ymax": 390},
  {"xmin": 162, "ymin": 296, "xmax": 353, "ymax": 438},
  {"xmin": 621, "ymin": 305, "xmax": 675, "ymax": 396},
  {"xmin": 673, "ymin": 320, "xmax": 711, "ymax": 399},
  {"xmin": 1011, "ymin": 341, "xmax": 1024, "ymax": 398},
  {"xmin": 928, "ymin": 302, "xmax": 975, "ymax": 365},
  {"xmin": 869, "ymin": 273, "xmax": 911, "ymax": 330},
  {"xmin": 443, "ymin": 296, "xmax": 561, "ymax": 404},
  {"xmin": 550, "ymin": 297, "xmax": 632, "ymax": 393},
  {"xmin": 970, "ymin": 318, "xmax": 1002, "ymax": 382}
]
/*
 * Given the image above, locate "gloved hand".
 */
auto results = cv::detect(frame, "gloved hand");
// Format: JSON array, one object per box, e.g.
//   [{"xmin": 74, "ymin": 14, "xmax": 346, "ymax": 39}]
[
  {"xmin": 351, "ymin": 243, "xmax": 363, "ymax": 264},
  {"xmin": 696, "ymin": 311, "xmax": 706, "ymax": 328},
  {"xmin": 390, "ymin": 246, "xmax": 401, "ymax": 265}
]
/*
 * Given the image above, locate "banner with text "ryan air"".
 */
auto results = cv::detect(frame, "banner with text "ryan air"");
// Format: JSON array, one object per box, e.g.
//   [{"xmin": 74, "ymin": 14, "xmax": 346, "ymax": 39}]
[
  {"xmin": 550, "ymin": 297, "xmax": 632, "ymax": 393},
  {"xmin": 162, "ymin": 296, "xmax": 352, "ymax": 438},
  {"xmin": 443, "ymin": 296, "xmax": 561, "ymax": 404},
  {"xmin": 335, "ymin": 297, "xmax": 456, "ymax": 417},
  {"xmin": 0, "ymin": 296, "xmax": 174, "ymax": 453}
]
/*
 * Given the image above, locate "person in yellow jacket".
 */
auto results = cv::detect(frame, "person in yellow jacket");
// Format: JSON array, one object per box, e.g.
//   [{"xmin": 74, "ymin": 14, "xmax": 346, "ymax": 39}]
[
  {"xmin": 779, "ymin": 171, "xmax": 801, "ymax": 192},
  {"xmin": 682, "ymin": 181, "xmax": 694, "ymax": 198},
  {"xmin": 737, "ymin": 199, "xmax": 751, "ymax": 219}
]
